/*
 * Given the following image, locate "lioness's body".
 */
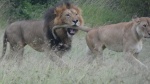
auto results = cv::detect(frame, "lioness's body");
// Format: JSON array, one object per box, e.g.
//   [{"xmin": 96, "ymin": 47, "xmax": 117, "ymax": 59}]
[
  {"xmin": 87, "ymin": 22, "xmax": 129, "ymax": 52},
  {"xmin": 84, "ymin": 17, "xmax": 150, "ymax": 69},
  {"xmin": 6, "ymin": 20, "xmax": 45, "ymax": 52},
  {"xmin": 87, "ymin": 22, "xmax": 141, "ymax": 52}
]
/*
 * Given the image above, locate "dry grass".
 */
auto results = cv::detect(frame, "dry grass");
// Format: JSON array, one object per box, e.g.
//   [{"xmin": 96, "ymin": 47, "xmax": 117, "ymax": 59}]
[{"xmin": 0, "ymin": 29, "xmax": 150, "ymax": 84}]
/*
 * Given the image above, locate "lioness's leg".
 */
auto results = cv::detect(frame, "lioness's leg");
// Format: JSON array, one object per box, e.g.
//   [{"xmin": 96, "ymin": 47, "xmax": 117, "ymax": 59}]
[
  {"xmin": 94, "ymin": 44, "xmax": 105, "ymax": 66},
  {"xmin": 85, "ymin": 35, "xmax": 96, "ymax": 64},
  {"xmin": 85, "ymin": 34, "xmax": 105, "ymax": 65},
  {"xmin": 87, "ymin": 44, "xmax": 98, "ymax": 64},
  {"xmin": 133, "ymin": 53, "xmax": 139, "ymax": 58},
  {"xmin": 86, "ymin": 51, "xmax": 96, "ymax": 64},
  {"xmin": 123, "ymin": 51, "xmax": 148, "ymax": 70},
  {"xmin": 86, "ymin": 43, "xmax": 104, "ymax": 66}
]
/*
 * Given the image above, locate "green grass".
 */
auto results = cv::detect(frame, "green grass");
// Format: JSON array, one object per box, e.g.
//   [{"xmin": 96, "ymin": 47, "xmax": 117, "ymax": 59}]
[{"xmin": 80, "ymin": 2, "xmax": 131, "ymax": 27}]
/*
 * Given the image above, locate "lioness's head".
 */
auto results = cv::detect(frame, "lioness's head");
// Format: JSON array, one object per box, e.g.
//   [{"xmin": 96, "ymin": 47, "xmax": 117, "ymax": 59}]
[
  {"xmin": 54, "ymin": 2, "xmax": 84, "ymax": 35},
  {"xmin": 133, "ymin": 17, "xmax": 150, "ymax": 38}
]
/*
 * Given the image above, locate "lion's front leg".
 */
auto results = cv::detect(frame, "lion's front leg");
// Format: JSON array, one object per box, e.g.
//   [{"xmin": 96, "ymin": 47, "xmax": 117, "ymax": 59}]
[
  {"xmin": 123, "ymin": 51, "xmax": 148, "ymax": 71},
  {"xmin": 43, "ymin": 44, "xmax": 67, "ymax": 67},
  {"xmin": 49, "ymin": 50, "xmax": 68, "ymax": 67}
]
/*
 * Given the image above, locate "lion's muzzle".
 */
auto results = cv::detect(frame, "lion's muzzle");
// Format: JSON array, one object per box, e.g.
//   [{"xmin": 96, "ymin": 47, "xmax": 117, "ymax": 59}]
[{"xmin": 72, "ymin": 20, "xmax": 78, "ymax": 26}]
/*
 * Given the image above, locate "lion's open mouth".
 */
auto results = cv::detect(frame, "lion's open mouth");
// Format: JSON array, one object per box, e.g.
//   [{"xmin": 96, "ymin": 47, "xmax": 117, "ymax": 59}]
[{"xmin": 67, "ymin": 28, "xmax": 77, "ymax": 35}]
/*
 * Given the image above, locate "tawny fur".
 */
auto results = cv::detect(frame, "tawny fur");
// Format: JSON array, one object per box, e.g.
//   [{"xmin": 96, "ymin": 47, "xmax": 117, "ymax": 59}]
[{"xmin": 80, "ymin": 17, "xmax": 150, "ymax": 70}]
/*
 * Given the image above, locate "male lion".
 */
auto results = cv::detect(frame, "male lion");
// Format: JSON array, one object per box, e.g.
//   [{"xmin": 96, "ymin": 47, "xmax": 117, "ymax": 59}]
[
  {"xmin": 71, "ymin": 17, "xmax": 150, "ymax": 70},
  {"xmin": 1, "ymin": 1, "xmax": 84, "ymax": 66}
]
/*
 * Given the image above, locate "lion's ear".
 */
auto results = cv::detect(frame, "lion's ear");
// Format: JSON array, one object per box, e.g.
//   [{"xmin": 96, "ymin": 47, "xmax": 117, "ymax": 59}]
[
  {"xmin": 54, "ymin": 7, "xmax": 62, "ymax": 16},
  {"xmin": 72, "ymin": 5, "xmax": 81, "ymax": 14},
  {"xmin": 54, "ymin": 4, "xmax": 67, "ymax": 16}
]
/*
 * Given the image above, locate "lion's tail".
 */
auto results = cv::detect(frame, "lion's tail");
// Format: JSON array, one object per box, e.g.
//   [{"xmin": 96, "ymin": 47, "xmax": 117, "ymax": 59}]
[{"xmin": 1, "ymin": 32, "xmax": 7, "ymax": 60}]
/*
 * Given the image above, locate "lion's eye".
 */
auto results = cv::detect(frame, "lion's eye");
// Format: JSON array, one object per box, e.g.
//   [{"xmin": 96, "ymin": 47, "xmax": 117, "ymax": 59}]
[
  {"xmin": 143, "ymin": 24, "xmax": 147, "ymax": 27},
  {"xmin": 76, "ymin": 14, "xmax": 78, "ymax": 15},
  {"xmin": 66, "ymin": 14, "xmax": 70, "ymax": 17}
]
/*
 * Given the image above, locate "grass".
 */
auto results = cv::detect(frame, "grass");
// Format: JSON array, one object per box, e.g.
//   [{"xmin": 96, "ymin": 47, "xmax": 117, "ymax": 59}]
[
  {"xmin": 80, "ymin": 1, "xmax": 131, "ymax": 27},
  {"xmin": 0, "ymin": 29, "xmax": 150, "ymax": 84}
]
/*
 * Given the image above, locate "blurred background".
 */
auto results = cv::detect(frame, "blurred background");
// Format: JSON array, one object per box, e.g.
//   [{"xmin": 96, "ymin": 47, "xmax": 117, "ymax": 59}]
[
  {"xmin": 0, "ymin": 0, "xmax": 150, "ymax": 27},
  {"xmin": 0, "ymin": 0, "xmax": 150, "ymax": 84}
]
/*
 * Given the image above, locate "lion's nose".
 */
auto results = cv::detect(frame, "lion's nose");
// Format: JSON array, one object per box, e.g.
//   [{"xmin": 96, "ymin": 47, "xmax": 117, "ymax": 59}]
[{"xmin": 73, "ymin": 20, "xmax": 78, "ymax": 24}]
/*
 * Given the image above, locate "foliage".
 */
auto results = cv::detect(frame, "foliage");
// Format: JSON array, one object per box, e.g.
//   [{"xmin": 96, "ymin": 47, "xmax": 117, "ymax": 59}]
[
  {"xmin": 6, "ymin": 0, "xmax": 59, "ymax": 23},
  {"xmin": 0, "ymin": 0, "xmax": 150, "ymax": 25},
  {"xmin": 116, "ymin": 0, "xmax": 150, "ymax": 17},
  {"xmin": 80, "ymin": 2, "xmax": 130, "ymax": 27}
]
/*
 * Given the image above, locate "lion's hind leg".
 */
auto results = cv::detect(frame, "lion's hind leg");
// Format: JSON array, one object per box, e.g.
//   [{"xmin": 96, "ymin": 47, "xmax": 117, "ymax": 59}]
[{"xmin": 7, "ymin": 41, "xmax": 25, "ymax": 66}]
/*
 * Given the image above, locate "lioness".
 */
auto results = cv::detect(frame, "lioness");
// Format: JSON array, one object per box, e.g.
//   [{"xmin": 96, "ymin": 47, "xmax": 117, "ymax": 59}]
[
  {"xmin": 86, "ymin": 17, "xmax": 150, "ymax": 69},
  {"xmin": 72, "ymin": 17, "xmax": 150, "ymax": 70},
  {"xmin": 1, "ymin": 1, "xmax": 84, "ymax": 66}
]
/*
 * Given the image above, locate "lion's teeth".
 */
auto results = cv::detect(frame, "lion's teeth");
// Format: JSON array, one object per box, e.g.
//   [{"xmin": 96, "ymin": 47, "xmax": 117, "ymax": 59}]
[{"xmin": 70, "ymin": 29, "xmax": 75, "ymax": 34}]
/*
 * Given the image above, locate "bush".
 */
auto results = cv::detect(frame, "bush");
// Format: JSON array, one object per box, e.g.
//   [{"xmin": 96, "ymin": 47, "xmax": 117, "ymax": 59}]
[
  {"xmin": 1, "ymin": 0, "xmax": 150, "ymax": 26},
  {"xmin": 5, "ymin": 0, "xmax": 59, "ymax": 23},
  {"xmin": 116, "ymin": 0, "xmax": 150, "ymax": 17}
]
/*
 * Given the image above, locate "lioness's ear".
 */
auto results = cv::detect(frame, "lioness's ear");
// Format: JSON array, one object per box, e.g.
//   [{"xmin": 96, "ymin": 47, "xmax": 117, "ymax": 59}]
[
  {"xmin": 132, "ymin": 16, "xmax": 140, "ymax": 23},
  {"xmin": 147, "ymin": 17, "xmax": 150, "ymax": 25},
  {"xmin": 132, "ymin": 15, "xmax": 141, "ymax": 23},
  {"xmin": 132, "ymin": 15, "xmax": 138, "ymax": 20}
]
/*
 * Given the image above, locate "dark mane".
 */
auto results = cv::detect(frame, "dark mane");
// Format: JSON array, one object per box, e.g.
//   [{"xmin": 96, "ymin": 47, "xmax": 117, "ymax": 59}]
[
  {"xmin": 43, "ymin": 0, "xmax": 74, "ymax": 51},
  {"xmin": 44, "ymin": 0, "xmax": 73, "ymax": 27}
]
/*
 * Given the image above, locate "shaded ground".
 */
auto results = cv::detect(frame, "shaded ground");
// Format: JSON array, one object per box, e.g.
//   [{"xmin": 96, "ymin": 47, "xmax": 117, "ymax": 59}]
[{"xmin": 0, "ymin": 29, "xmax": 150, "ymax": 84}]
